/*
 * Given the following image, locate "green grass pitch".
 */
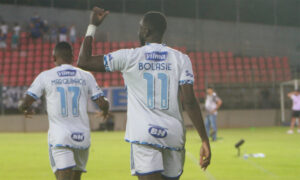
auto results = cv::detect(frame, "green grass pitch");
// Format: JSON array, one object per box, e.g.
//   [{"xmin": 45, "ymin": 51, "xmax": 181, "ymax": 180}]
[{"xmin": 0, "ymin": 127, "xmax": 299, "ymax": 180}]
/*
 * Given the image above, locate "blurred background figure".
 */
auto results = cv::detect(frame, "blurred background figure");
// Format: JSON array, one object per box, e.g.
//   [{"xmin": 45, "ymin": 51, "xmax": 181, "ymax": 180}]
[
  {"xmin": 287, "ymin": 90, "xmax": 300, "ymax": 134},
  {"xmin": 97, "ymin": 113, "xmax": 115, "ymax": 131},
  {"xmin": 0, "ymin": 21, "xmax": 8, "ymax": 36},
  {"xmin": 11, "ymin": 22, "xmax": 20, "ymax": 49},
  {"xmin": 205, "ymin": 87, "xmax": 222, "ymax": 141},
  {"xmin": 58, "ymin": 25, "xmax": 67, "ymax": 42},
  {"xmin": 0, "ymin": 29, "xmax": 6, "ymax": 49},
  {"xmin": 69, "ymin": 24, "xmax": 76, "ymax": 43},
  {"xmin": 29, "ymin": 21, "xmax": 41, "ymax": 39},
  {"xmin": 50, "ymin": 25, "xmax": 58, "ymax": 43},
  {"xmin": 42, "ymin": 20, "xmax": 49, "ymax": 41}
]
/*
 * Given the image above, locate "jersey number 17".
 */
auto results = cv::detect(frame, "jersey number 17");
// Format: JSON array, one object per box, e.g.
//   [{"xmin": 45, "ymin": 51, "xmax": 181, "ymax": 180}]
[{"xmin": 56, "ymin": 86, "xmax": 81, "ymax": 117}]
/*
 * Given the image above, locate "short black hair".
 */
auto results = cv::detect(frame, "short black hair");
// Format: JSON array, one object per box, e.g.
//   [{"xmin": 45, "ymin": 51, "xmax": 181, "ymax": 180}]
[
  {"xmin": 143, "ymin": 11, "xmax": 167, "ymax": 36},
  {"xmin": 54, "ymin": 42, "xmax": 73, "ymax": 63}
]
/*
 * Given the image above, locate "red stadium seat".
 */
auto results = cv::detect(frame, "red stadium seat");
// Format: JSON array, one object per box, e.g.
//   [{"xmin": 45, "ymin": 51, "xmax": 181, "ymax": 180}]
[
  {"xmin": 211, "ymin": 52, "xmax": 218, "ymax": 58},
  {"xmin": 219, "ymin": 52, "xmax": 225, "ymax": 58}
]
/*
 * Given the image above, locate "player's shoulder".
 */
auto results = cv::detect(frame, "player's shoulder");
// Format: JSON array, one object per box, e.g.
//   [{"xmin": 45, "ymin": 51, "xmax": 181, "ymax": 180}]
[
  {"xmin": 37, "ymin": 66, "xmax": 57, "ymax": 78},
  {"xmin": 166, "ymin": 46, "xmax": 190, "ymax": 61},
  {"xmin": 73, "ymin": 66, "xmax": 94, "ymax": 78}
]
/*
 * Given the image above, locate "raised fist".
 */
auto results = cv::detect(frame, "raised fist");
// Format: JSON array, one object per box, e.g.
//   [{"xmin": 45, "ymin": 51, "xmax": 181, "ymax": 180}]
[{"xmin": 90, "ymin": 6, "xmax": 109, "ymax": 26}]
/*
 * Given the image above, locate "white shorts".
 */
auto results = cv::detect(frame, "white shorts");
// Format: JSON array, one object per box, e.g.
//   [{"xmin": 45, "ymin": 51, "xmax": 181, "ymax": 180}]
[
  {"xmin": 49, "ymin": 146, "xmax": 89, "ymax": 173},
  {"xmin": 130, "ymin": 143, "xmax": 185, "ymax": 178}
]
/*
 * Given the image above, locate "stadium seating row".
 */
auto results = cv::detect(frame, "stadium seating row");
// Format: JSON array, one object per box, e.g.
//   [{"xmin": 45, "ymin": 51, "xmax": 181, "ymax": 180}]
[{"xmin": 0, "ymin": 33, "xmax": 292, "ymax": 98}]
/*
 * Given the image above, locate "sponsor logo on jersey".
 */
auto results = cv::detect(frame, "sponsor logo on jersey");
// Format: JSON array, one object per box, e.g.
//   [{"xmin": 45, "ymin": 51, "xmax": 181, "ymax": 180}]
[
  {"xmin": 71, "ymin": 132, "xmax": 85, "ymax": 142},
  {"xmin": 145, "ymin": 51, "xmax": 168, "ymax": 61},
  {"xmin": 148, "ymin": 124, "xmax": 168, "ymax": 138},
  {"xmin": 57, "ymin": 69, "xmax": 76, "ymax": 77}
]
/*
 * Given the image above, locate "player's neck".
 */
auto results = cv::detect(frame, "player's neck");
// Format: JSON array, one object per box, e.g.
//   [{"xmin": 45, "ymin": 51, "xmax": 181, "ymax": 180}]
[{"xmin": 145, "ymin": 37, "xmax": 162, "ymax": 44}]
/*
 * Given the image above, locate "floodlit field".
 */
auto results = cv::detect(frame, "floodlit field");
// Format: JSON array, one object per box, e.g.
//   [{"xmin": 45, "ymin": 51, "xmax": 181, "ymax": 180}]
[{"xmin": 0, "ymin": 127, "xmax": 299, "ymax": 180}]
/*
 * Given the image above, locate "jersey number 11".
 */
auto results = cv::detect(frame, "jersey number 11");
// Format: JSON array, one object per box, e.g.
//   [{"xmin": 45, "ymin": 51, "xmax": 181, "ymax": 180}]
[{"xmin": 143, "ymin": 72, "xmax": 169, "ymax": 110}]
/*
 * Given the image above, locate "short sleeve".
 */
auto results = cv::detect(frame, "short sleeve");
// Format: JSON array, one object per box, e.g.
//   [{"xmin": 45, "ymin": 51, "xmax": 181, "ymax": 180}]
[
  {"xmin": 26, "ymin": 73, "xmax": 45, "ymax": 100},
  {"xmin": 179, "ymin": 55, "xmax": 194, "ymax": 85},
  {"xmin": 87, "ymin": 73, "xmax": 104, "ymax": 101},
  {"xmin": 103, "ymin": 49, "xmax": 130, "ymax": 72}
]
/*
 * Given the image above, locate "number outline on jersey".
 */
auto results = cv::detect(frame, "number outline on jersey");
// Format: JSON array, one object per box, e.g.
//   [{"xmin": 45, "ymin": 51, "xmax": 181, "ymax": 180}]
[
  {"xmin": 143, "ymin": 72, "xmax": 169, "ymax": 110},
  {"xmin": 56, "ymin": 86, "xmax": 81, "ymax": 117}
]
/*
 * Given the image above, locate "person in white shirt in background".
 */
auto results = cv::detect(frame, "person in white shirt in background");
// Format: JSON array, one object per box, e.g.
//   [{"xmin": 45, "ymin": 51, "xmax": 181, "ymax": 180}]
[
  {"xmin": 287, "ymin": 90, "xmax": 300, "ymax": 134},
  {"xmin": 12, "ymin": 22, "xmax": 21, "ymax": 49},
  {"xmin": 59, "ymin": 25, "xmax": 68, "ymax": 42},
  {"xmin": 69, "ymin": 24, "xmax": 76, "ymax": 44},
  {"xmin": 204, "ymin": 87, "xmax": 222, "ymax": 141},
  {"xmin": 0, "ymin": 21, "xmax": 8, "ymax": 36}
]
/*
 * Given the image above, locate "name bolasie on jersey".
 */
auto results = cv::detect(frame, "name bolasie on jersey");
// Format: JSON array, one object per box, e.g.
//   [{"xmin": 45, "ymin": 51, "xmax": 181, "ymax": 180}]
[{"xmin": 139, "ymin": 62, "xmax": 172, "ymax": 71}]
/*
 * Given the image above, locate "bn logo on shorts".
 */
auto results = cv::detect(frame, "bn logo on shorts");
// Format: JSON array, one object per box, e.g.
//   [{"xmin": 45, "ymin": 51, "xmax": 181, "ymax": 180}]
[
  {"xmin": 71, "ymin": 132, "xmax": 85, "ymax": 142},
  {"xmin": 148, "ymin": 125, "xmax": 167, "ymax": 138}
]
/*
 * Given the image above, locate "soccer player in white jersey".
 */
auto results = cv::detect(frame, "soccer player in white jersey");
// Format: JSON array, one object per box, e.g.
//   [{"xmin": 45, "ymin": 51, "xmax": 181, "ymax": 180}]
[
  {"xmin": 19, "ymin": 42, "xmax": 109, "ymax": 180},
  {"xmin": 78, "ymin": 7, "xmax": 211, "ymax": 180}
]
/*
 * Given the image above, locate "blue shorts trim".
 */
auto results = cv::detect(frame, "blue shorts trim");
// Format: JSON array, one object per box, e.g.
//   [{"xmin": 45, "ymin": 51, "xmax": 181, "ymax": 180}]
[
  {"xmin": 49, "ymin": 144, "xmax": 89, "ymax": 150},
  {"xmin": 26, "ymin": 91, "xmax": 39, "ymax": 100},
  {"xmin": 162, "ymin": 170, "xmax": 183, "ymax": 179},
  {"xmin": 125, "ymin": 139, "xmax": 184, "ymax": 151},
  {"xmin": 135, "ymin": 170, "xmax": 164, "ymax": 176},
  {"xmin": 56, "ymin": 165, "xmax": 76, "ymax": 171}
]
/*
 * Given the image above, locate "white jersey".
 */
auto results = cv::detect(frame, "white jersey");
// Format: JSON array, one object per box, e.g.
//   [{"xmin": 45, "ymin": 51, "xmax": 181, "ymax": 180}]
[
  {"xmin": 27, "ymin": 64, "xmax": 104, "ymax": 149},
  {"xmin": 205, "ymin": 93, "xmax": 221, "ymax": 115},
  {"xmin": 104, "ymin": 43, "xmax": 194, "ymax": 150}
]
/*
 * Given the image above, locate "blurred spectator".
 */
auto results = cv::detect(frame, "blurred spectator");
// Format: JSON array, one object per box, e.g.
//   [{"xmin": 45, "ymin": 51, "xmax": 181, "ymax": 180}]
[
  {"xmin": 0, "ymin": 29, "xmax": 7, "ymax": 49},
  {"xmin": 50, "ymin": 25, "xmax": 58, "ymax": 42},
  {"xmin": 2, "ymin": 86, "xmax": 43, "ymax": 113},
  {"xmin": 30, "ymin": 12, "xmax": 40, "ymax": 24},
  {"xmin": 59, "ymin": 25, "xmax": 68, "ymax": 42},
  {"xmin": 30, "ymin": 22, "xmax": 42, "ymax": 39},
  {"xmin": 97, "ymin": 113, "xmax": 115, "ymax": 131},
  {"xmin": 205, "ymin": 87, "xmax": 222, "ymax": 141},
  {"xmin": 11, "ymin": 22, "xmax": 20, "ymax": 49},
  {"xmin": 42, "ymin": 20, "xmax": 50, "ymax": 41},
  {"xmin": 0, "ymin": 21, "xmax": 8, "ymax": 36},
  {"xmin": 69, "ymin": 24, "xmax": 76, "ymax": 43}
]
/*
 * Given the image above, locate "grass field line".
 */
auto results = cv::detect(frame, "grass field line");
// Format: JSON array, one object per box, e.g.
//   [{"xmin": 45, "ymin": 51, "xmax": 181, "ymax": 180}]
[
  {"xmin": 186, "ymin": 151, "xmax": 216, "ymax": 180},
  {"xmin": 241, "ymin": 158, "xmax": 279, "ymax": 179}
]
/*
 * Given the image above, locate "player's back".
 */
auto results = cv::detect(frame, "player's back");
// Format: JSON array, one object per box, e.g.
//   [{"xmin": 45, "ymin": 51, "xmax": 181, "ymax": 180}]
[
  {"xmin": 105, "ymin": 43, "xmax": 194, "ymax": 150},
  {"xmin": 27, "ymin": 64, "xmax": 102, "ymax": 148}
]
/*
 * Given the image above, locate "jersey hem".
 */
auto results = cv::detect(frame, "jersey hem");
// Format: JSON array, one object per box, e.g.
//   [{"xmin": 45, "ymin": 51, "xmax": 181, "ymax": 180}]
[
  {"xmin": 179, "ymin": 80, "xmax": 194, "ymax": 85},
  {"xmin": 125, "ymin": 139, "xmax": 184, "ymax": 151},
  {"xmin": 91, "ymin": 93, "xmax": 104, "ymax": 101},
  {"xmin": 26, "ymin": 91, "xmax": 39, "ymax": 100}
]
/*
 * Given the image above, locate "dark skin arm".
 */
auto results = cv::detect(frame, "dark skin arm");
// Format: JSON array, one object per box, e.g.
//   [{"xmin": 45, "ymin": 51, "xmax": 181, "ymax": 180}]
[
  {"xmin": 77, "ymin": 7, "xmax": 109, "ymax": 72},
  {"xmin": 93, "ymin": 96, "xmax": 110, "ymax": 119},
  {"xmin": 180, "ymin": 84, "xmax": 211, "ymax": 170},
  {"xmin": 18, "ymin": 95, "xmax": 36, "ymax": 118}
]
